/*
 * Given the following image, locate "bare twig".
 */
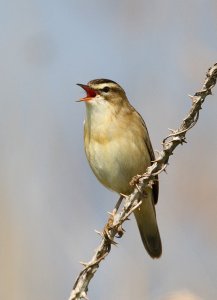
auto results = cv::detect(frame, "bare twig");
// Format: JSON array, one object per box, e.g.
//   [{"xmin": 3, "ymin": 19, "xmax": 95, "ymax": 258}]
[{"xmin": 69, "ymin": 63, "xmax": 217, "ymax": 300}]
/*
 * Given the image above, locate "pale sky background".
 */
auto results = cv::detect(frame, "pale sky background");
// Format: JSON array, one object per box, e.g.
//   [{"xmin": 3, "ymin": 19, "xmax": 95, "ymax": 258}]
[{"xmin": 0, "ymin": 1, "xmax": 217, "ymax": 300}]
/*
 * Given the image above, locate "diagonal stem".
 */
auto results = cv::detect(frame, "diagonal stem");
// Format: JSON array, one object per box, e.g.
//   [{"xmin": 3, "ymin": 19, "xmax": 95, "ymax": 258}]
[{"xmin": 69, "ymin": 63, "xmax": 217, "ymax": 300}]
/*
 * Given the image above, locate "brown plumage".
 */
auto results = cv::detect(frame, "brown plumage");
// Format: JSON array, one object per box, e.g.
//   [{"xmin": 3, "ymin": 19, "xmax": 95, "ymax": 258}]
[{"xmin": 78, "ymin": 79, "xmax": 162, "ymax": 258}]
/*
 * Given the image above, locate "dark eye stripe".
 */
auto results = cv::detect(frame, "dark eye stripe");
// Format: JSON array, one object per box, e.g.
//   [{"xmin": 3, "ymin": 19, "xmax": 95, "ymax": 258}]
[{"xmin": 101, "ymin": 86, "xmax": 110, "ymax": 93}]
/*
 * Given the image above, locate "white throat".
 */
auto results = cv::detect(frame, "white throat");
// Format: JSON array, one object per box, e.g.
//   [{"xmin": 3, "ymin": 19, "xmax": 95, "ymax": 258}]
[{"xmin": 85, "ymin": 96, "xmax": 115, "ymax": 130}]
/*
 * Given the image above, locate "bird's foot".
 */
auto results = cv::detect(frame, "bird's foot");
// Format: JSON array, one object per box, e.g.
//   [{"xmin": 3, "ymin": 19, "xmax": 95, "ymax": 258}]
[
  {"xmin": 102, "ymin": 209, "xmax": 124, "ymax": 243},
  {"xmin": 130, "ymin": 174, "xmax": 141, "ymax": 186},
  {"xmin": 116, "ymin": 224, "xmax": 125, "ymax": 238}
]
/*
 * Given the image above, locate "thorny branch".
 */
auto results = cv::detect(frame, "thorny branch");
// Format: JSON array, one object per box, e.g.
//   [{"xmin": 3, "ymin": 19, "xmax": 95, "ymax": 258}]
[{"xmin": 69, "ymin": 63, "xmax": 217, "ymax": 300}]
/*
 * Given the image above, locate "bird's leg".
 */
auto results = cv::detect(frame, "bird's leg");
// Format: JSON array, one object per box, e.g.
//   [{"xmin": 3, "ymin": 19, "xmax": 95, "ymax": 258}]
[
  {"xmin": 113, "ymin": 194, "xmax": 124, "ymax": 214},
  {"xmin": 114, "ymin": 195, "xmax": 126, "ymax": 238}
]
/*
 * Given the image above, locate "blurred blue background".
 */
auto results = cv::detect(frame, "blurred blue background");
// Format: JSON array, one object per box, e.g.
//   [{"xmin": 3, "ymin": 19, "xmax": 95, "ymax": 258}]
[{"xmin": 0, "ymin": 1, "xmax": 217, "ymax": 300}]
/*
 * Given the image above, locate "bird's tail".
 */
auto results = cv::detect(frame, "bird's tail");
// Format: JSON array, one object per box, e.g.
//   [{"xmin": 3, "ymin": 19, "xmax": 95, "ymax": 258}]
[{"xmin": 134, "ymin": 191, "xmax": 162, "ymax": 258}]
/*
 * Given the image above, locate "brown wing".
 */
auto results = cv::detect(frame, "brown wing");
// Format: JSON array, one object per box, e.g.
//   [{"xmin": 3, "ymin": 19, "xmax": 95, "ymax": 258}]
[{"xmin": 137, "ymin": 112, "xmax": 159, "ymax": 205}]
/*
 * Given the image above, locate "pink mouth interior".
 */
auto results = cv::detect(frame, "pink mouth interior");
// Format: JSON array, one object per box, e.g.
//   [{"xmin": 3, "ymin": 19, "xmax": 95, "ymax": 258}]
[{"xmin": 84, "ymin": 86, "xmax": 97, "ymax": 98}]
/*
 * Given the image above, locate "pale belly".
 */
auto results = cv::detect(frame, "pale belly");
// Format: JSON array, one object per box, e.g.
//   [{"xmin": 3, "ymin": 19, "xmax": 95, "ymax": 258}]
[{"xmin": 85, "ymin": 137, "xmax": 151, "ymax": 195}]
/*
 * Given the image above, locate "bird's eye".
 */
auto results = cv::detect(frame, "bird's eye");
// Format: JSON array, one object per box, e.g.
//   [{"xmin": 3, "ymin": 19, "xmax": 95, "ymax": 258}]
[{"xmin": 102, "ymin": 86, "xmax": 110, "ymax": 93}]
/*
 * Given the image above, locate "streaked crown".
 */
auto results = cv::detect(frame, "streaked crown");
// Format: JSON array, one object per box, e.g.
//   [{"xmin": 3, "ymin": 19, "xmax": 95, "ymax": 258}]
[
  {"xmin": 87, "ymin": 78, "xmax": 127, "ymax": 103},
  {"xmin": 88, "ymin": 78, "xmax": 122, "ymax": 89}
]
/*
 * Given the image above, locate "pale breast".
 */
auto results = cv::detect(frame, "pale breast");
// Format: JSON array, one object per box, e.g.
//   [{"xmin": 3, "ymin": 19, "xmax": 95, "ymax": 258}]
[{"xmin": 84, "ymin": 118, "xmax": 151, "ymax": 194}]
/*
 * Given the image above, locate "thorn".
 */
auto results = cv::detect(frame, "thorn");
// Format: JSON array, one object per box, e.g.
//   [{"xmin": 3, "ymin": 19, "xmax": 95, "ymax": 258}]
[
  {"xmin": 80, "ymin": 261, "xmax": 88, "ymax": 267},
  {"xmin": 120, "ymin": 192, "xmax": 128, "ymax": 198},
  {"xmin": 168, "ymin": 128, "xmax": 176, "ymax": 134},
  {"xmin": 110, "ymin": 240, "xmax": 118, "ymax": 246},
  {"xmin": 128, "ymin": 200, "xmax": 143, "ymax": 214},
  {"xmin": 181, "ymin": 138, "xmax": 187, "ymax": 144},
  {"xmin": 94, "ymin": 229, "xmax": 103, "ymax": 236},
  {"xmin": 188, "ymin": 94, "xmax": 194, "ymax": 101},
  {"xmin": 107, "ymin": 211, "xmax": 113, "ymax": 216}
]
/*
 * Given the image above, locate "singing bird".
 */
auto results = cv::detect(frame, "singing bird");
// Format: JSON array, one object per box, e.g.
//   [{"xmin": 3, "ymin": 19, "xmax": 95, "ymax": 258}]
[{"xmin": 77, "ymin": 79, "xmax": 162, "ymax": 258}]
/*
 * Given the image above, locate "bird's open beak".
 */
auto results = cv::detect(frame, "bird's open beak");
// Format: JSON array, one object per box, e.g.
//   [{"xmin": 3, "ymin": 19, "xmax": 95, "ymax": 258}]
[{"xmin": 76, "ymin": 84, "xmax": 97, "ymax": 102}]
